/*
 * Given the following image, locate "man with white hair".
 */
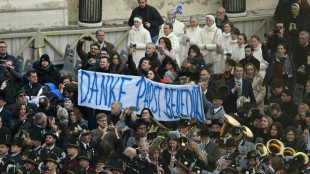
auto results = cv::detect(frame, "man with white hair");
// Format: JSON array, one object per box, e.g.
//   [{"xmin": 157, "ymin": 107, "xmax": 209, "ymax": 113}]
[
  {"xmin": 108, "ymin": 101, "xmax": 123, "ymax": 125},
  {"xmin": 159, "ymin": 8, "xmax": 185, "ymax": 38},
  {"xmin": 215, "ymin": 7, "xmax": 230, "ymax": 32}
]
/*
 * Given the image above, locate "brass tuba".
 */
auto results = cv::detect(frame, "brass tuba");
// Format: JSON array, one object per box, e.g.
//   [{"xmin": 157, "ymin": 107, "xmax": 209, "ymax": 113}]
[
  {"xmin": 148, "ymin": 117, "xmax": 167, "ymax": 147},
  {"xmin": 295, "ymin": 152, "xmax": 309, "ymax": 165},
  {"xmin": 282, "ymin": 147, "xmax": 295, "ymax": 158},
  {"xmin": 266, "ymin": 139, "xmax": 284, "ymax": 156},
  {"xmin": 214, "ymin": 114, "xmax": 241, "ymax": 147},
  {"xmin": 255, "ymin": 143, "xmax": 268, "ymax": 157},
  {"xmin": 235, "ymin": 126, "xmax": 253, "ymax": 145}
]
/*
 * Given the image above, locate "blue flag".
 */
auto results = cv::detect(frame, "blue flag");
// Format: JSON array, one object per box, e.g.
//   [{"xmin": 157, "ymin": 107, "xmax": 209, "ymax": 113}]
[{"xmin": 170, "ymin": 1, "xmax": 183, "ymax": 24}]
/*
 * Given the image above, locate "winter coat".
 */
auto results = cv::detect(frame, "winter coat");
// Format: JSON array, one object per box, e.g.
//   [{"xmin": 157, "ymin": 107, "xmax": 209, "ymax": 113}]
[
  {"xmin": 157, "ymin": 32, "xmax": 180, "ymax": 64},
  {"xmin": 232, "ymin": 44, "xmax": 246, "ymax": 61},
  {"xmin": 253, "ymin": 44, "xmax": 269, "ymax": 78},
  {"xmin": 180, "ymin": 55, "xmax": 207, "ymax": 82},
  {"xmin": 35, "ymin": 64, "xmax": 61, "ymax": 87},
  {"xmin": 179, "ymin": 26, "xmax": 203, "ymax": 62},
  {"xmin": 128, "ymin": 24, "xmax": 152, "ymax": 65}
]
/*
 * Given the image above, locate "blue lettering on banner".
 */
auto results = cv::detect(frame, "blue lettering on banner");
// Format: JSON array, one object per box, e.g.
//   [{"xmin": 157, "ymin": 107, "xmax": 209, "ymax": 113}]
[{"xmin": 78, "ymin": 70, "xmax": 205, "ymax": 122}]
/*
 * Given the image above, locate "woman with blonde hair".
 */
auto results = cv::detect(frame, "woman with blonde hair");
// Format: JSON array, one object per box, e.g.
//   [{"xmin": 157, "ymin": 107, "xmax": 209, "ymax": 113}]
[
  {"xmin": 184, "ymin": 142, "xmax": 208, "ymax": 170},
  {"xmin": 243, "ymin": 63, "xmax": 266, "ymax": 113},
  {"xmin": 257, "ymin": 115, "xmax": 273, "ymax": 144}
]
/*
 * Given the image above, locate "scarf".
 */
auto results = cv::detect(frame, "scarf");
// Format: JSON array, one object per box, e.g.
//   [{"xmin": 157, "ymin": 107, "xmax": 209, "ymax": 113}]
[
  {"xmin": 275, "ymin": 52, "xmax": 292, "ymax": 78},
  {"xmin": 222, "ymin": 32, "xmax": 231, "ymax": 37}
]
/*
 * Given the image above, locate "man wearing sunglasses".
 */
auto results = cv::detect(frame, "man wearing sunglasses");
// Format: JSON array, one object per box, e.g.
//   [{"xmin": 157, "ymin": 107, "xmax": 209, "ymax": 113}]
[{"xmin": 265, "ymin": 22, "xmax": 289, "ymax": 53}]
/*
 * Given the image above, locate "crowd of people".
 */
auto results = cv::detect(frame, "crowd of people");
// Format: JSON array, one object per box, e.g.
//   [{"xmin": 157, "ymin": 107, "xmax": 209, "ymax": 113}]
[{"xmin": 1, "ymin": 0, "xmax": 310, "ymax": 173}]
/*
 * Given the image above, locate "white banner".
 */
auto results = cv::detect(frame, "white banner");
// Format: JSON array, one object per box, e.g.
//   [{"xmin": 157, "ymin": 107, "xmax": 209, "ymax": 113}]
[{"xmin": 78, "ymin": 70, "xmax": 205, "ymax": 122}]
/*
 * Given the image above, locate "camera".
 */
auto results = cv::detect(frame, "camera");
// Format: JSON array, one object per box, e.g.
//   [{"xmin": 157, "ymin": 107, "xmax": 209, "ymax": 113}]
[
  {"xmin": 83, "ymin": 36, "xmax": 92, "ymax": 41},
  {"xmin": 272, "ymin": 28, "xmax": 280, "ymax": 34},
  {"xmin": 40, "ymin": 165, "xmax": 49, "ymax": 172},
  {"xmin": 107, "ymin": 127, "xmax": 115, "ymax": 132}
]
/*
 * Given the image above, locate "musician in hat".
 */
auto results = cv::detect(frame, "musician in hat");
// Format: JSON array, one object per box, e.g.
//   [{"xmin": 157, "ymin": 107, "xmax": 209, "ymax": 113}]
[
  {"xmin": 39, "ymin": 130, "xmax": 65, "ymax": 163},
  {"xmin": 45, "ymin": 153, "xmax": 60, "ymax": 174},
  {"xmin": 126, "ymin": 119, "xmax": 149, "ymax": 147},
  {"xmin": 112, "ymin": 159, "xmax": 125, "ymax": 174},
  {"xmin": 79, "ymin": 129, "xmax": 96, "ymax": 167},
  {"xmin": 174, "ymin": 150, "xmax": 198, "ymax": 174},
  {"xmin": 78, "ymin": 151, "xmax": 94, "ymax": 174},
  {"xmin": 23, "ymin": 152, "xmax": 40, "ymax": 174},
  {"xmin": 62, "ymin": 138, "xmax": 80, "ymax": 172},
  {"xmin": 177, "ymin": 118, "xmax": 191, "ymax": 138},
  {"xmin": 241, "ymin": 150, "xmax": 270, "ymax": 173},
  {"xmin": 230, "ymin": 126, "xmax": 254, "ymax": 152},
  {"xmin": 30, "ymin": 132, "xmax": 43, "ymax": 159},
  {"xmin": 222, "ymin": 163, "xmax": 239, "ymax": 174},
  {"xmin": 66, "ymin": 165, "xmax": 80, "ymax": 174},
  {"xmin": 11, "ymin": 137, "xmax": 25, "ymax": 166},
  {"xmin": 205, "ymin": 93, "xmax": 226, "ymax": 125},
  {"xmin": 198, "ymin": 127, "xmax": 220, "ymax": 172},
  {"xmin": 0, "ymin": 141, "xmax": 12, "ymax": 173}
]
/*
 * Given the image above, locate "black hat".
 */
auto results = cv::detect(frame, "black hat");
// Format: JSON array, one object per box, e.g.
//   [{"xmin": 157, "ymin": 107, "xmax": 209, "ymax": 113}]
[
  {"xmin": 198, "ymin": 127, "xmax": 210, "ymax": 137},
  {"xmin": 97, "ymin": 156, "xmax": 108, "ymax": 164},
  {"xmin": 22, "ymin": 148, "xmax": 32, "ymax": 156},
  {"xmin": 80, "ymin": 129, "xmax": 91, "ymax": 137},
  {"xmin": 0, "ymin": 140, "xmax": 10, "ymax": 147},
  {"xmin": 224, "ymin": 138, "xmax": 237, "ymax": 147},
  {"xmin": 0, "ymin": 91, "xmax": 6, "ymax": 101},
  {"xmin": 12, "ymin": 137, "xmax": 25, "ymax": 147},
  {"xmin": 245, "ymin": 150, "xmax": 259, "ymax": 159},
  {"xmin": 178, "ymin": 118, "xmax": 190, "ymax": 127},
  {"xmin": 212, "ymin": 92, "xmax": 224, "ymax": 101},
  {"xmin": 230, "ymin": 127, "xmax": 242, "ymax": 136},
  {"xmin": 112, "ymin": 159, "xmax": 125, "ymax": 172},
  {"xmin": 67, "ymin": 138, "xmax": 79, "ymax": 149},
  {"xmin": 210, "ymin": 119, "xmax": 223, "ymax": 126},
  {"xmin": 44, "ymin": 130, "xmax": 59, "ymax": 140},
  {"xmin": 46, "ymin": 153, "xmax": 60, "ymax": 165},
  {"xmin": 40, "ymin": 54, "xmax": 50, "ymax": 62},
  {"xmin": 103, "ymin": 160, "xmax": 114, "ymax": 169},
  {"xmin": 190, "ymin": 166, "xmax": 202, "ymax": 174},
  {"xmin": 30, "ymin": 132, "xmax": 43, "ymax": 141},
  {"xmin": 134, "ymin": 118, "xmax": 149, "ymax": 128},
  {"xmin": 24, "ymin": 152, "xmax": 39, "ymax": 166},
  {"xmin": 223, "ymin": 164, "xmax": 239, "ymax": 174},
  {"xmin": 79, "ymin": 151, "xmax": 90, "ymax": 162},
  {"xmin": 66, "ymin": 166, "xmax": 80, "ymax": 174},
  {"xmin": 251, "ymin": 108, "xmax": 262, "ymax": 120},
  {"xmin": 283, "ymin": 158, "xmax": 299, "ymax": 172},
  {"xmin": 176, "ymin": 150, "xmax": 198, "ymax": 172}
]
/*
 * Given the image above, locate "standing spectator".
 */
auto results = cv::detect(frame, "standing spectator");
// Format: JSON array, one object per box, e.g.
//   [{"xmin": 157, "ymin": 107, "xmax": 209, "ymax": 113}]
[
  {"xmin": 34, "ymin": 54, "xmax": 61, "ymax": 87},
  {"xmin": 23, "ymin": 70, "xmax": 43, "ymax": 101},
  {"xmin": 250, "ymin": 35, "xmax": 269, "ymax": 78},
  {"xmin": 10, "ymin": 102, "xmax": 33, "ymax": 135},
  {"xmin": 159, "ymin": 8, "xmax": 185, "ymax": 38},
  {"xmin": 137, "ymin": 43, "xmax": 161, "ymax": 70},
  {"xmin": 225, "ymin": 64, "xmax": 256, "ymax": 114},
  {"xmin": 88, "ymin": 56, "xmax": 113, "ymax": 73},
  {"xmin": 128, "ymin": 16, "xmax": 152, "ymax": 65},
  {"xmin": 128, "ymin": 47, "xmax": 152, "ymax": 77},
  {"xmin": 128, "ymin": 0, "xmax": 164, "ymax": 43},
  {"xmin": 0, "ymin": 91, "xmax": 11, "ymax": 128},
  {"xmin": 95, "ymin": 29, "xmax": 116, "ymax": 53},
  {"xmin": 215, "ymin": 7, "xmax": 230, "ymax": 32},
  {"xmin": 239, "ymin": 45, "xmax": 260, "ymax": 73},
  {"xmin": 156, "ymin": 37, "xmax": 176, "ymax": 63},
  {"xmin": 198, "ymin": 15, "xmax": 223, "ymax": 74},
  {"xmin": 232, "ymin": 33, "xmax": 247, "ymax": 62},
  {"xmin": 266, "ymin": 22, "xmax": 289, "ymax": 53},
  {"xmin": 157, "ymin": 22, "xmax": 180, "ymax": 64},
  {"xmin": 285, "ymin": 3, "xmax": 307, "ymax": 49},
  {"xmin": 292, "ymin": 31, "xmax": 310, "ymax": 86},
  {"xmin": 243, "ymin": 63, "xmax": 266, "ymax": 113},
  {"xmin": 108, "ymin": 101, "xmax": 122, "ymax": 125},
  {"xmin": 0, "ymin": 59, "xmax": 22, "ymax": 110},
  {"xmin": 303, "ymin": 80, "xmax": 310, "ymax": 106},
  {"xmin": 274, "ymin": 0, "xmax": 298, "ymax": 22},
  {"xmin": 180, "ymin": 15, "xmax": 203, "ymax": 62},
  {"xmin": 76, "ymin": 38, "xmax": 100, "ymax": 70},
  {"xmin": 0, "ymin": 41, "xmax": 20, "ymax": 74},
  {"xmin": 91, "ymin": 113, "xmax": 108, "ymax": 144},
  {"xmin": 218, "ymin": 22, "xmax": 237, "ymax": 56}
]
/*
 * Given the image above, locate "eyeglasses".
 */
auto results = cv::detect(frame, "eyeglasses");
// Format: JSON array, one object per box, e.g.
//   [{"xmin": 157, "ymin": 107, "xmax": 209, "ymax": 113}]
[
  {"xmin": 0, "ymin": 46, "xmax": 7, "ymax": 49},
  {"xmin": 98, "ymin": 119, "xmax": 107, "ymax": 122},
  {"xmin": 19, "ymin": 94, "xmax": 26, "ymax": 97}
]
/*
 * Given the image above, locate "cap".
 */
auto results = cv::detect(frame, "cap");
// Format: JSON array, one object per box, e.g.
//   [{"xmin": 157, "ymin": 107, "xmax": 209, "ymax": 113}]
[
  {"xmin": 178, "ymin": 118, "xmax": 190, "ymax": 127},
  {"xmin": 44, "ymin": 130, "xmax": 59, "ymax": 140},
  {"xmin": 224, "ymin": 138, "xmax": 237, "ymax": 147},
  {"xmin": 198, "ymin": 127, "xmax": 210, "ymax": 137},
  {"xmin": 40, "ymin": 54, "xmax": 50, "ymax": 62}
]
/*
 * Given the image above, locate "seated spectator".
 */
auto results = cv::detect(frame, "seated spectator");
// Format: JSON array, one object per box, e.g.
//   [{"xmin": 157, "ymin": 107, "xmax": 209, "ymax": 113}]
[
  {"xmin": 269, "ymin": 122, "xmax": 284, "ymax": 140},
  {"xmin": 0, "ymin": 59, "xmax": 22, "ymax": 110},
  {"xmin": 35, "ymin": 54, "xmax": 61, "ymax": 87},
  {"xmin": 128, "ymin": 47, "xmax": 152, "ymax": 77},
  {"xmin": 243, "ymin": 63, "xmax": 266, "ymax": 113},
  {"xmin": 11, "ymin": 102, "xmax": 33, "ymax": 135},
  {"xmin": 58, "ymin": 75, "xmax": 73, "ymax": 94},
  {"xmin": 68, "ymin": 107, "xmax": 88, "ymax": 130},
  {"xmin": 23, "ymin": 70, "xmax": 43, "ymax": 101},
  {"xmin": 110, "ymin": 52, "xmax": 125, "ymax": 74},
  {"xmin": 157, "ymin": 22, "xmax": 180, "ymax": 64},
  {"xmin": 0, "ymin": 41, "xmax": 20, "ymax": 74},
  {"xmin": 156, "ymin": 56, "xmax": 177, "ymax": 80},
  {"xmin": 137, "ymin": 42, "xmax": 161, "ymax": 70},
  {"xmin": 156, "ymin": 37, "xmax": 176, "ymax": 63},
  {"xmin": 180, "ymin": 45, "xmax": 207, "ymax": 82},
  {"xmin": 128, "ymin": 15, "xmax": 152, "ymax": 65},
  {"xmin": 76, "ymin": 38, "xmax": 100, "ymax": 70},
  {"xmin": 163, "ymin": 70, "xmax": 177, "ymax": 84},
  {"xmin": 146, "ymin": 69, "xmax": 161, "ymax": 82}
]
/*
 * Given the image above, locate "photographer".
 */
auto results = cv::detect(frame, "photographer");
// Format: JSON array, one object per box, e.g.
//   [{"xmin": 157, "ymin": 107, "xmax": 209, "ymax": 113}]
[
  {"xmin": 76, "ymin": 37, "xmax": 101, "ymax": 70},
  {"xmin": 265, "ymin": 22, "xmax": 289, "ymax": 53},
  {"xmin": 0, "ymin": 59, "xmax": 22, "ymax": 110}
]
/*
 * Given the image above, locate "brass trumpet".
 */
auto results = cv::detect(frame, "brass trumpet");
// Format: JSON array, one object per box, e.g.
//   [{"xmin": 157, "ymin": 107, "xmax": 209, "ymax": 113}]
[
  {"xmin": 266, "ymin": 139, "xmax": 284, "ymax": 156},
  {"xmin": 148, "ymin": 117, "xmax": 167, "ymax": 147},
  {"xmin": 235, "ymin": 126, "xmax": 253, "ymax": 145},
  {"xmin": 295, "ymin": 152, "xmax": 309, "ymax": 165}
]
